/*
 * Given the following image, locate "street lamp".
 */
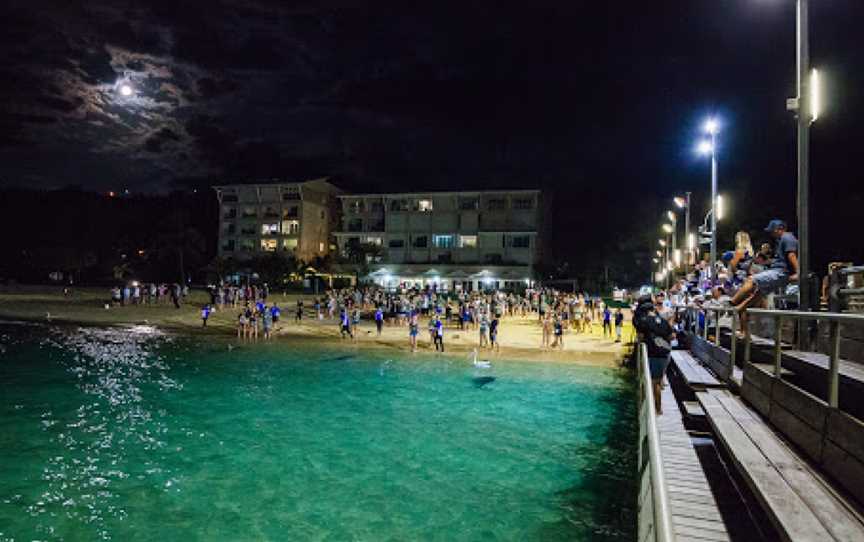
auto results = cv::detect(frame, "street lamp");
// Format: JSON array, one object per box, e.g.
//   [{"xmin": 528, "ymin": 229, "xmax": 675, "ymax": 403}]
[
  {"xmin": 658, "ymin": 239, "xmax": 666, "ymax": 247},
  {"xmin": 662, "ymin": 223, "xmax": 673, "ymax": 234},
  {"xmin": 697, "ymin": 117, "xmax": 720, "ymax": 278},
  {"xmin": 674, "ymin": 193, "xmax": 692, "ymax": 269}
]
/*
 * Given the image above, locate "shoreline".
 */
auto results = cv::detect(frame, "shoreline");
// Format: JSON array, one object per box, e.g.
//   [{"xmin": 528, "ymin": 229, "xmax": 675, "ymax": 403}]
[{"xmin": 0, "ymin": 287, "xmax": 631, "ymax": 368}]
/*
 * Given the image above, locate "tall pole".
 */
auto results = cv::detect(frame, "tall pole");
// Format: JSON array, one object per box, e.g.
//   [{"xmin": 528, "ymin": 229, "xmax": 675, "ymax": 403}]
[
  {"xmin": 685, "ymin": 192, "xmax": 692, "ymax": 272},
  {"xmin": 797, "ymin": 0, "xmax": 810, "ymax": 313},
  {"xmin": 664, "ymin": 236, "xmax": 670, "ymax": 290},
  {"xmin": 710, "ymin": 133, "xmax": 718, "ymax": 279}
]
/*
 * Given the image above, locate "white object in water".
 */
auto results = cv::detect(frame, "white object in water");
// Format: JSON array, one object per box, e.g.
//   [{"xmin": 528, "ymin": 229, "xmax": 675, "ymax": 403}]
[{"xmin": 471, "ymin": 349, "xmax": 491, "ymax": 368}]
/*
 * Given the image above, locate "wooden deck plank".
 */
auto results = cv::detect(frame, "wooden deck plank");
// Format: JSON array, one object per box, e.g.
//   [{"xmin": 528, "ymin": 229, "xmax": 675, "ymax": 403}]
[
  {"xmin": 698, "ymin": 391, "xmax": 836, "ymax": 542},
  {"xmin": 654, "ymin": 384, "xmax": 732, "ymax": 541},
  {"xmin": 710, "ymin": 390, "xmax": 864, "ymax": 542}
]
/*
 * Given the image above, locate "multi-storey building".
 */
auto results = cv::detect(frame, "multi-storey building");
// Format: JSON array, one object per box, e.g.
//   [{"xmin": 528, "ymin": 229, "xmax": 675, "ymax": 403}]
[
  {"xmin": 334, "ymin": 190, "xmax": 542, "ymax": 291},
  {"xmin": 213, "ymin": 178, "xmax": 342, "ymax": 262}
]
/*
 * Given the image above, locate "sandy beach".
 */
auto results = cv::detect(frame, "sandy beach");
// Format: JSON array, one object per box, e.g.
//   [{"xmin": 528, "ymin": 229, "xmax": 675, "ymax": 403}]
[{"xmin": 0, "ymin": 286, "xmax": 632, "ymax": 367}]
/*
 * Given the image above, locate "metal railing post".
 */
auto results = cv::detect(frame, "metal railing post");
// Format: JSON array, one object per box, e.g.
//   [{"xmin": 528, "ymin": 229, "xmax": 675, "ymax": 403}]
[
  {"xmin": 745, "ymin": 322, "xmax": 752, "ymax": 366},
  {"xmin": 702, "ymin": 310, "xmax": 708, "ymax": 340},
  {"xmin": 774, "ymin": 316, "xmax": 783, "ymax": 378},
  {"xmin": 731, "ymin": 309, "xmax": 738, "ymax": 371},
  {"xmin": 714, "ymin": 309, "xmax": 721, "ymax": 346},
  {"xmin": 828, "ymin": 321, "xmax": 841, "ymax": 408}
]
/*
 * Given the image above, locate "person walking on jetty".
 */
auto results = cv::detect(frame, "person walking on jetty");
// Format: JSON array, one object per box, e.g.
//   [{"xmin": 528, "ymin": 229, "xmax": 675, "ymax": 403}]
[{"xmin": 633, "ymin": 295, "xmax": 675, "ymax": 415}]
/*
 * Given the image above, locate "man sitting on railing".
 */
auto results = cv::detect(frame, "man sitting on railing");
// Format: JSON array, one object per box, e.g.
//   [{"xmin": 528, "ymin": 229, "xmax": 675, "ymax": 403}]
[{"xmin": 730, "ymin": 219, "xmax": 799, "ymax": 331}]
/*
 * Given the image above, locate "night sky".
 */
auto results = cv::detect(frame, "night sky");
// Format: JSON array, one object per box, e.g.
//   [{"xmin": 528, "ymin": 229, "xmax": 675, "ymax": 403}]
[{"xmin": 1, "ymin": 1, "xmax": 862, "ymax": 276}]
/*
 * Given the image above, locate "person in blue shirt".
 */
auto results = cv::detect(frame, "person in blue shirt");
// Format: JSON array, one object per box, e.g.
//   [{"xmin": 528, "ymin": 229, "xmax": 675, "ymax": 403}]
[
  {"xmin": 201, "ymin": 305, "xmax": 211, "ymax": 327},
  {"xmin": 374, "ymin": 306, "xmax": 384, "ymax": 336},
  {"xmin": 602, "ymin": 307, "xmax": 612, "ymax": 338},
  {"xmin": 433, "ymin": 317, "xmax": 444, "ymax": 352},
  {"xmin": 339, "ymin": 309, "xmax": 353, "ymax": 339},
  {"xmin": 270, "ymin": 303, "xmax": 281, "ymax": 325}
]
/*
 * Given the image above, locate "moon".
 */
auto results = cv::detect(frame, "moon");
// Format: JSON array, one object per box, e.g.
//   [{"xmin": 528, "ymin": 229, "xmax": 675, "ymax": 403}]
[{"xmin": 119, "ymin": 84, "xmax": 133, "ymax": 96}]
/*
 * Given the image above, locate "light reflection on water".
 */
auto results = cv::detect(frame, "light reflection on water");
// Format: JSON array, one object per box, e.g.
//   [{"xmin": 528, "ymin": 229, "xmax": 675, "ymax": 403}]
[
  {"xmin": 19, "ymin": 327, "xmax": 180, "ymax": 540},
  {"xmin": 0, "ymin": 324, "xmax": 637, "ymax": 541}
]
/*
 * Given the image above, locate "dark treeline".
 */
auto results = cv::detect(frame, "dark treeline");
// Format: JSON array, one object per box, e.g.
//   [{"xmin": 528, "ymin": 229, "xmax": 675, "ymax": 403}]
[{"xmin": 0, "ymin": 186, "xmax": 217, "ymax": 285}]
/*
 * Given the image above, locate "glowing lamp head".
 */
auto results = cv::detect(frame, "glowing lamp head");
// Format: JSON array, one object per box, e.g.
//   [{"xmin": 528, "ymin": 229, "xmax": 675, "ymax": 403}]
[
  {"xmin": 658, "ymin": 239, "xmax": 667, "ymax": 247},
  {"xmin": 656, "ymin": 250, "xmax": 663, "ymax": 257},
  {"xmin": 667, "ymin": 211, "xmax": 676, "ymax": 222},
  {"xmin": 704, "ymin": 118, "xmax": 719, "ymax": 135},
  {"xmin": 653, "ymin": 258, "xmax": 659, "ymax": 264},
  {"xmin": 662, "ymin": 224, "xmax": 673, "ymax": 234},
  {"xmin": 673, "ymin": 196, "xmax": 687, "ymax": 208},
  {"xmin": 696, "ymin": 140, "xmax": 714, "ymax": 155}
]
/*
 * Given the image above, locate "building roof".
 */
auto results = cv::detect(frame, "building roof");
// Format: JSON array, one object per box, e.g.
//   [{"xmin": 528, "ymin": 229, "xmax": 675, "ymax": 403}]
[
  {"xmin": 337, "ymin": 189, "xmax": 540, "ymax": 199},
  {"xmin": 212, "ymin": 177, "xmax": 333, "ymax": 190}
]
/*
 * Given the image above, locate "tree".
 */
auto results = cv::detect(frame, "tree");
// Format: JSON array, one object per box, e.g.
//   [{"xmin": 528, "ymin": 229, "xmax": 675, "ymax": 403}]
[
  {"xmin": 248, "ymin": 252, "xmax": 299, "ymax": 286},
  {"xmin": 345, "ymin": 242, "xmax": 382, "ymax": 277}
]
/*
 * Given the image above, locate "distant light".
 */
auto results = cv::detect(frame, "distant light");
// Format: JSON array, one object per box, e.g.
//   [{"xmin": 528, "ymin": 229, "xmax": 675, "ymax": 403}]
[
  {"xmin": 656, "ymin": 250, "xmax": 663, "ymax": 257},
  {"xmin": 108, "ymin": 191, "xmax": 116, "ymax": 197},
  {"xmin": 119, "ymin": 84, "xmax": 133, "ymax": 97},
  {"xmin": 662, "ymin": 224, "xmax": 673, "ymax": 234},
  {"xmin": 137, "ymin": 249, "xmax": 145, "ymax": 256},
  {"xmin": 704, "ymin": 118, "xmax": 719, "ymax": 135},
  {"xmin": 673, "ymin": 196, "xmax": 687, "ymax": 209},
  {"xmin": 716, "ymin": 195, "xmax": 724, "ymax": 221},
  {"xmin": 697, "ymin": 140, "xmax": 714, "ymax": 155},
  {"xmin": 674, "ymin": 249, "xmax": 681, "ymax": 265},
  {"xmin": 658, "ymin": 239, "xmax": 667, "ymax": 247},
  {"xmin": 652, "ymin": 258, "xmax": 659, "ymax": 264},
  {"xmin": 667, "ymin": 211, "xmax": 676, "ymax": 222},
  {"xmin": 666, "ymin": 261, "xmax": 674, "ymax": 271},
  {"xmin": 688, "ymin": 233, "xmax": 695, "ymax": 250},
  {"xmin": 810, "ymin": 68, "xmax": 820, "ymax": 123}
]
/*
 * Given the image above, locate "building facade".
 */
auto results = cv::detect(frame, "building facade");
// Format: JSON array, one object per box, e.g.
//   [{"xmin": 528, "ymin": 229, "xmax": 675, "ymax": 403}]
[
  {"xmin": 213, "ymin": 178, "xmax": 342, "ymax": 262},
  {"xmin": 334, "ymin": 190, "xmax": 542, "ymax": 291}
]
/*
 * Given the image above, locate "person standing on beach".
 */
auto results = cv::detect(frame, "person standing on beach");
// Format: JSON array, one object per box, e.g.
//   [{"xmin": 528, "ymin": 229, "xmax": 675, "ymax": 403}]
[
  {"xmin": 489, "ymin": 316, "xmax": 500, "ymax": 352},
  {"xmin": 295, "ymin": 299, "xmax": 304, "ymax": 323},
  {"xmin": 479, "ymin": 313, "xmax": 489, "ymax": 349},
  {"xmin": 201, "ymin": 305, "xmax": 211, "ymax": 327},
  {"xmin": 271, "ymin": 303, "xmax": 281, "ymax": 329},
  {"xmin": 375, "ymin": 306, "xmax": 384, "ymax": 336},
  {"xmin": 433, "ymin": 316, "xmax": 444, "ymax": 352},
  {"xmin": 262, "ymin": 307, "xmax": 273, "ymax": 340},
  {"xmin": 602, "ymin": 306, "xmax": 612, "ymax": 338},
  {"xmin": 340, "ymin": 309, "xmax": 353, "ymax": 339},
  {"xmin": 409, "ymin": 310, "xmax": 419, "ymax": 352},
  {"xmin": 614, "ymin": 309, "xmax": 624, "ymax": 343}
]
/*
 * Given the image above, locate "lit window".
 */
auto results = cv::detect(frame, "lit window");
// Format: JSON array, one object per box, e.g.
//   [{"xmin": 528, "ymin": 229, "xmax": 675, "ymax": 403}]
[
  {"xmin": 459, "ymin": 235, "xmax": 477, "ymax": 248},
  {"xmin": 261, "ymin": 239, "xmax": 278, "ymax": 252},
  {"xmin": 281, "ymin": 220, "xmax": 300, "ymax": 234},
  {"xmin": 433, "ymin": 235, "xmax": 454, "ymax": 248},
  {"xmin": 363, "ymin": 236, "xmax": 382, "ymax": 245},
  {"xmin": 417, "ymin": 199, "xmax": 433, "ymax": 212},
  {"xmin": 261, "ymin": 223, "xmax": 279, "ymax": 235},
  {"xmin": 283, "ymin": 238, "xmax": 298, "ymax": 250},
  {"xmin": 319, "ymin": 242, "xmax": 325, "ymax": 252}
]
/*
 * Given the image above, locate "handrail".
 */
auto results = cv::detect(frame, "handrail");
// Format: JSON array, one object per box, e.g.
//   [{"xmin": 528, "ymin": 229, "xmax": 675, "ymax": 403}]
[
  {"xmin": 638, "ymin": 342, "xmax": 675, "ymax": 542},
  {"xmin": 743, "ymin": 308, "xmax": 864, "ymax": 408}
]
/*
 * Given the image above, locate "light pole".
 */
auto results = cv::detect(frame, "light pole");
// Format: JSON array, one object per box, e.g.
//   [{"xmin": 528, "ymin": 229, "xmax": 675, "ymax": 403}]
[
  {"xmin": 794, "ymin": 0, "xmax": 811, "ymax": 315},
  {"xmin": 666, "ymin": 210, "xmax": 678, "ymax": 265},
  {"xmin": 674, "ymin": 193, "xmax": 692, "ymax": 270},
  {"xmin": 697, "ymin": 118, "xmax": 719, "ymax": 278}
]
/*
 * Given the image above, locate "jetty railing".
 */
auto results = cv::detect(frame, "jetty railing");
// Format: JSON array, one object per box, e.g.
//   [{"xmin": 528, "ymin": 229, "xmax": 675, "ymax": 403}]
[
  {"xmin": 637, "ymin": 342, "xmax": 674, "ymax": 542},
  {"xmin": 746, "ymin": 308, "xmax": 864, "ymax": 408}
]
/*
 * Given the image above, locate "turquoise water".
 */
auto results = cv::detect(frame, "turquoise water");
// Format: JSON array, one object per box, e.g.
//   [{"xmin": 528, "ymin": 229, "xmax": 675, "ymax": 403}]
[{"xmin": 0, "ymin": 323, "xmax": 636, "ymax": 541}]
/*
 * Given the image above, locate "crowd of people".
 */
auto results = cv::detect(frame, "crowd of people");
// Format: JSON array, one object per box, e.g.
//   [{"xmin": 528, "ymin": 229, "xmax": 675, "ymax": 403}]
[
  {"xmin": 197, "ymin": 282, "xmax": 625, "ymax": 353},
  {"xmin": 109, "ymin": 282, "xmax": 189, "ymax": 308},
  {"xmin": 634, "ymin": 218, "xmax": 800, "ymax": 414}
]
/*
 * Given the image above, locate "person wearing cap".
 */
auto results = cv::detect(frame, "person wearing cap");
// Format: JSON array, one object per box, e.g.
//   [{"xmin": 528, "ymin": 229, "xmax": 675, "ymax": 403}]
[{"xmin": 731, "ymin": 219, "xmax": 799, "ymax": 323}]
